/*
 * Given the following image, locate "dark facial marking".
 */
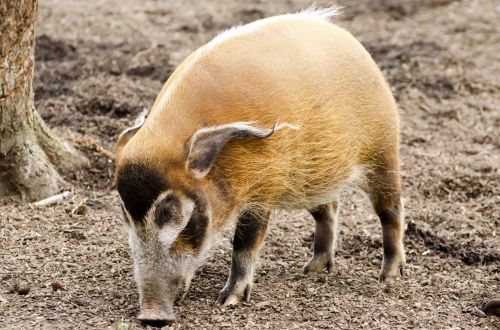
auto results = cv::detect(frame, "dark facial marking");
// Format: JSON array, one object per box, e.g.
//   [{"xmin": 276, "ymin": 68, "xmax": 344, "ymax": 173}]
[
  {"xmin": 154, "ymin": 195, "xmax": 181, "ymax": 227},
  {"xmin": 116, "ymin": 162, "xmax": 167, "ymax": 223},
  {"xmin": 177, "ymin": 192, "xmax": 208, "ymax": 252}
]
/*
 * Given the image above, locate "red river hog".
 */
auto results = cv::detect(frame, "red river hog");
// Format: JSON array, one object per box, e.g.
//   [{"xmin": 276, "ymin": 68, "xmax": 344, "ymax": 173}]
[{"xmin": 114, "ymin": 7, "xmax": 405, "ymax": 324}]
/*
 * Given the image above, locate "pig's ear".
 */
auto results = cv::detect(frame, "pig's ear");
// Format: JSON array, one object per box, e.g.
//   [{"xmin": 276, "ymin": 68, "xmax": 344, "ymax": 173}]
[
  {"xmin": 115, "ymin": 108, "xmax": 149, "ymax": 159},
  {"xmin": 186, "ymin": 121, "xmax": 297, "ymax": 178}
]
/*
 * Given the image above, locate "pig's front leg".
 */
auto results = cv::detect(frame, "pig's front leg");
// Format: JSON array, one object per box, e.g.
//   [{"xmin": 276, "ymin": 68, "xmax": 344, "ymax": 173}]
[{"xmin": 218, "ymin": 209, "xmax": 270, "ymax": 305}]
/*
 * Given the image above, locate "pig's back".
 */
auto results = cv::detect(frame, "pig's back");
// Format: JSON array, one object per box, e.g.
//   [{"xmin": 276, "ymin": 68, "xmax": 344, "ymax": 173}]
[
  {"xmin": 144, "ymin": 12, "xmax": 399, "ymax": 208},
  {"xmin": 171, "ymin": 13, "xmax": 397, "ymax": 150}
]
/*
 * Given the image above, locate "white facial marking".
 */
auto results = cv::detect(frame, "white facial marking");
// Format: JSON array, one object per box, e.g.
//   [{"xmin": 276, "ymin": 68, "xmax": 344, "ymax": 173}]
[
  {"xmin": 124, "ymin": 188, "xmax": 212, "ymax": 307},
  {"xmin": 141, "ymin": 191, "xmax": 194, "ymax": 250},
  {"xmin": 128, "ymin": 227, "xmax": 144, "ymax": 300}
]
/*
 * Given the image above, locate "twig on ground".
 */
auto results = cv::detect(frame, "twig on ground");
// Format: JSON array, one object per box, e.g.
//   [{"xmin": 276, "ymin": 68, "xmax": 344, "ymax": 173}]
[{"xmin": 33, "ymin": 191, "xmax": 72, "ymax": 207}]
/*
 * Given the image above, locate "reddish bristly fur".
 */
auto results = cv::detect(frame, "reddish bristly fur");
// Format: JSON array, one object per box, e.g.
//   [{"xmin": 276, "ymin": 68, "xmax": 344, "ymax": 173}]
[{"xmin": 115, "ymin": 7, "xmax": 404, "ymax": 319}]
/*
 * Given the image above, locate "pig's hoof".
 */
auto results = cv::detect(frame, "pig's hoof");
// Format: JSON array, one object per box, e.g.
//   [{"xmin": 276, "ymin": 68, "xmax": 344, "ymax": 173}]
[
  {"xmin": 379, "ymin": 257, "xmax": 405, "ymax": 282},
  {"xmin": 217, "ymin": 283, "xmax": 252, "ymax": 306},
  {"xmin": 220, "ymin": 293, "xmax": 240, "ymax": 306},
  {"xmin": 303, "ymin": 254, "xmax": 333, "ymax": 275}
]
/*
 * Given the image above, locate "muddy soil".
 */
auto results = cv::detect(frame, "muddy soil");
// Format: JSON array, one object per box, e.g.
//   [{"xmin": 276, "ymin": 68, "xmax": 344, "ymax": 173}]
[{"xmin": 1, "ymin": 0, "xmax": 499, "ymax": 329}]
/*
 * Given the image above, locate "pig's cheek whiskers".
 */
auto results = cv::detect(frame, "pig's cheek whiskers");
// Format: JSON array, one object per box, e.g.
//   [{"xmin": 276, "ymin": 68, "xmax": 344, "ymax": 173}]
[
  {"xmin": 184, "ymin": 271, "xmax": 194, "ymax": 292},
  {"xmin": 175, "ymin": 289, "xmax": 188, "ymax": 305}
]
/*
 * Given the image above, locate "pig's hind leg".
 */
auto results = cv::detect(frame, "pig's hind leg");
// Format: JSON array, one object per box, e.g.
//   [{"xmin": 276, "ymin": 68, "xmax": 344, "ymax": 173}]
[
  {"xmin": 218, "ymin": 208, "xmax": 270, "ymax": 306},
  {"xmin": 366, "ymin": 158, "xmax": 406, "ymax": 282},
  {"xmin": 303, "ymin": 198, "xmax": 340, "ymax": 274}
]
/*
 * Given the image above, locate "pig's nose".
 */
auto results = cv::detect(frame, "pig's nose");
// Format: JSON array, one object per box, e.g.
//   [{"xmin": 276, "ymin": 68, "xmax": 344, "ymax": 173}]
[{"xmin": 138, "ymin": 302, "xmax": 176, "ymax": 327}]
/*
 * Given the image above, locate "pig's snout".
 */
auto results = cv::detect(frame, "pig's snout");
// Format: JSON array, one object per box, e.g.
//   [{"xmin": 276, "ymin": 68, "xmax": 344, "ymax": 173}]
[{"xmin": 138, "ymin": 301, "xmax": 176, "ymax": 326}]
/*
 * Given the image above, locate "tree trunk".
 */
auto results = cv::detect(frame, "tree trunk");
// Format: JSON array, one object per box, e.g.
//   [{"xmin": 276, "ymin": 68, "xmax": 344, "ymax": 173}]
[{"xmin": 0, "ymin": 0, "xmax": 87, "ymax": 201}]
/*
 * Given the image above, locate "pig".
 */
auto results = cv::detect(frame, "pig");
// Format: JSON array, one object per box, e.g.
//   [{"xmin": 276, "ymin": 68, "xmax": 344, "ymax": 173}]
[{"xmin": 114, "ymin": 7, "xmax": 405, "ymax": 325}]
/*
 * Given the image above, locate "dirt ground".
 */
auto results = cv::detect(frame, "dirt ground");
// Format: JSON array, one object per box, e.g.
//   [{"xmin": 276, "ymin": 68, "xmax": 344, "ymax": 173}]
[{"xmin": 1, "ymin": 0, "xmax": 499, "ymax": 328}]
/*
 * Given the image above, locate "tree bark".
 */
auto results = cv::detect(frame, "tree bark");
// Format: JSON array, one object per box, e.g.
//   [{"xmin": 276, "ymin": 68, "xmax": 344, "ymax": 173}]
[{"xmin": 0, "ymin": 0, "xmax": 87, "ymax": 201}]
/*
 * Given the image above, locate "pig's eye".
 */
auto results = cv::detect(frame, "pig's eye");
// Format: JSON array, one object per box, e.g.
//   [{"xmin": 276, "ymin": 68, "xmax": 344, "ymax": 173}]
[{"xmin": 154, "ymin": 196, "xmax": 180, "ymax": 227}]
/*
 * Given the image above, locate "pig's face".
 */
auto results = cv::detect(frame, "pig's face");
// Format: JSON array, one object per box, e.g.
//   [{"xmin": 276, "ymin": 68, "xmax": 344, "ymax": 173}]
[
  {"xmin": 116, "ymin": 162, "xmax": 210, "ymax": 324},
  {"xmin": 114, "ymin": 117, "xmax": 290, "ymax": 324}
]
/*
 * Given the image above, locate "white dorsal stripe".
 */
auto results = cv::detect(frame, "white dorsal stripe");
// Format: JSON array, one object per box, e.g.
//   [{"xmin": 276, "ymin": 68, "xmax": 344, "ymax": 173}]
[
  {"xmin": 209, "ymin": 6, "xmax": 342, "ymax": 50},
  {"xmin": 152, "ymin": 6, "xmax": 342, "ymax": 125}
]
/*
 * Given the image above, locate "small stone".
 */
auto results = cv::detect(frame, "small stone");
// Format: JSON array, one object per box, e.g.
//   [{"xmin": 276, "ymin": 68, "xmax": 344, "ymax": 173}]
[
  {"xmin": 17, "ymin": 286, "xmax": 31, "ymax": 295},
  {"xmin": 51, "ymin": 281, "xmax": 63, "ymax": 291}
]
